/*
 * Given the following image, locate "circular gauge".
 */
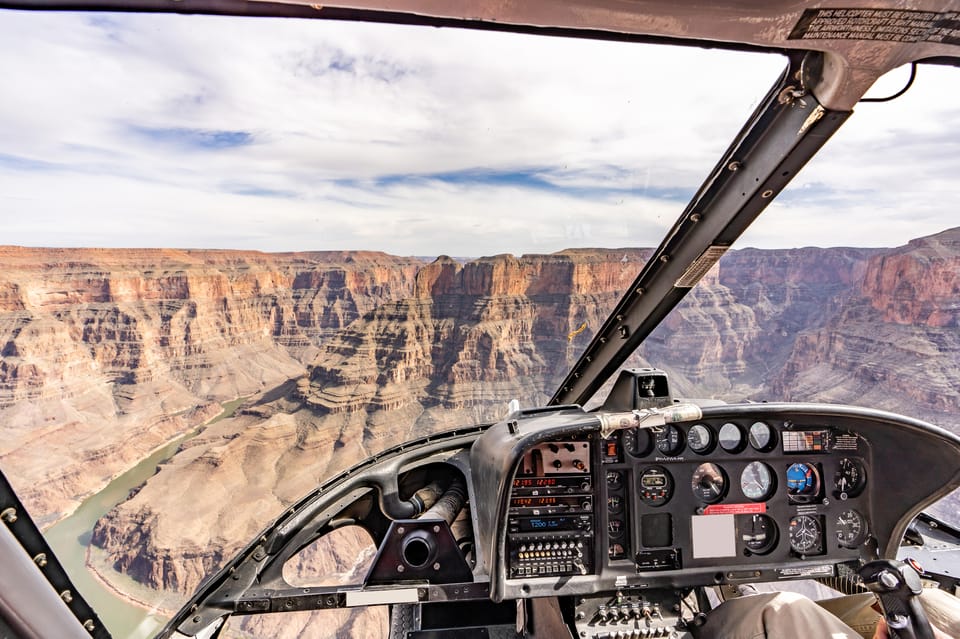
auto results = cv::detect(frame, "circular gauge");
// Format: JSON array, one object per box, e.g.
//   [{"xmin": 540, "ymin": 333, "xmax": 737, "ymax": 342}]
[
  {"xmin": 748, "ymin": 421, "xmax": 777, "ymax": 452},
  {"xmin": 835, "ymin": 509, "xmax": 869, "ymax": 548},
  {"xmin": 609, "ymin": 543, "xmax": 626, "ymax": 559},
  {"xmin": 655, "ymin": 425, "xmax": 685, "ymax": 456},
  {"xmin": 788, "ymin": 515, "xmax": 823, "ymax": 555},
  {"xmin": 608, "ymin": 519, "xmax": 624, "ymax": 538},
  {"xmin": 687, "ymin": 424, "xmax": 715, "ymax": 455},
  {"xmin": 623, "ymin": 428, "xmax": 653, "ymax": 457},
  {"xmin": 786, "ymin": 462, "xmax": 821, "ymax": 501},
  {"xmin": 608, "ymin": 494, "xmax": 623, "ymax": 515},
  {"xmin": 691, "ymin": 463, "xmax": 728, "ymax": 504},
  {"xmin": 740, "ymin": 514, "xmax": 778, "ymax": 555},
  {"xmin": 740, "ymin": 461, "xmax": 776, "ymax": 501},
  {"xmin": 833, "ymin": 458, "xmax": 867, "ymax": 499},
  {"xmin": 638, "ymin": 466, "xmax": 674, "ymax": 507},
  {"xmin": 606, "ymin": 470, "xmax": 623, "ymax": 490},
  {"xmin": 718, "ymin": 422, "xmax": 746, "ymax": 453}
]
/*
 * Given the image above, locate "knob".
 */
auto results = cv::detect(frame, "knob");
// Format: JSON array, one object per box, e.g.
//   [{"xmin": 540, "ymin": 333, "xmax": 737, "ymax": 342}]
[{"xmin": 878, "ymin": 570, "xmax": 900, "ymax": 590}]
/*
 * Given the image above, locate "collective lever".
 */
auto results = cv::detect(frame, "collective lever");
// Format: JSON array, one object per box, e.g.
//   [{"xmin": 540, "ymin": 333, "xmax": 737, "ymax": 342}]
[{"xmin": 857, "ymin": 559, "xmax": 935, "ymax": 639}]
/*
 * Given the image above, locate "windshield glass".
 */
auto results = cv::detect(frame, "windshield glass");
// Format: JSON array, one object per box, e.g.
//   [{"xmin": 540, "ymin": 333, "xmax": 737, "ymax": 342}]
[{"xmin": 0, "ymin": 10, "xmax": 957, "ymax": 639}]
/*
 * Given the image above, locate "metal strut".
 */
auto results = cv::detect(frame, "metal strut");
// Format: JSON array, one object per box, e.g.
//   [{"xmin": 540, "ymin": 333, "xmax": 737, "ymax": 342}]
[{"xmin": 550, "ymin": 53, "xmax": 851, "ymax": 407}]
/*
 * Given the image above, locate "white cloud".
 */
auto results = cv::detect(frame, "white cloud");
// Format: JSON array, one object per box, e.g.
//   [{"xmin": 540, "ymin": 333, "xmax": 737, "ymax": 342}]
[{"xmin": 0, "ymin": 11, "xmax": 957, "ymax": 254}]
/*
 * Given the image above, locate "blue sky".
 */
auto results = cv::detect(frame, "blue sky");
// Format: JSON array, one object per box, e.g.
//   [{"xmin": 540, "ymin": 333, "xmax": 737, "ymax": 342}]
[{"xmin": 0, "ymin": 11, "xmax": 957, "ymax": 255}]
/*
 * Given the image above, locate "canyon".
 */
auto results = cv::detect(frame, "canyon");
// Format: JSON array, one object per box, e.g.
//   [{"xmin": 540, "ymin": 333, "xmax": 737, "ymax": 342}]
[{"xmin": 0, "ymin": 227, "xmax": 957, "ymax": 637}]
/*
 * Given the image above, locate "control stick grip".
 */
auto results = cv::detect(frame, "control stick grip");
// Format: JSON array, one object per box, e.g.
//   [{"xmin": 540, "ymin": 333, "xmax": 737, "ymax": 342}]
[{"xmin": 857, "ymin": 559, "xmax": 935, "ymax": 639}]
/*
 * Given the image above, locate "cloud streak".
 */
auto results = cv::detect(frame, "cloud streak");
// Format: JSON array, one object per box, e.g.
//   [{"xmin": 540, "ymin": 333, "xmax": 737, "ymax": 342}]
[{"xmin": 0, "ymin": 11, "xmax": 957, "ymax": 254}]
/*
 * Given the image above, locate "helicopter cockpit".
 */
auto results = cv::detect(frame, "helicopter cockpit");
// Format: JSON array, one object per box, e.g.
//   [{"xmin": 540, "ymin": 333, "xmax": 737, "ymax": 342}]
[
  {"xmin": 0, "ymin": 1, "xmax": 958, "ymax": 639},
  {"xmin": 155, "ymin": 368, "xmax": 960, "ymax": 639}
]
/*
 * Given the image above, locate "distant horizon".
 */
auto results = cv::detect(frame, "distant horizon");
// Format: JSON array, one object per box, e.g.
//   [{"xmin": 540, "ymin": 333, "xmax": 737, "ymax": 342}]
[{"xmin": 1, "ymin": 224, "xmax": 955, "ymax": 260}]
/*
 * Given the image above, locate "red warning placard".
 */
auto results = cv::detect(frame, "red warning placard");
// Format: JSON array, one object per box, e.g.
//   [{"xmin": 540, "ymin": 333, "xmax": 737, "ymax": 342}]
[{"xmin": 703, "ymin": 503, "xmax": 766, "ymax": 515}]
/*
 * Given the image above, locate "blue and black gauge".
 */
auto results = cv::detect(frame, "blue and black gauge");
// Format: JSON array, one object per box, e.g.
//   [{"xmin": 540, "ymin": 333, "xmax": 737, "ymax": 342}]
[{"xmin": 786, "ymin": 462, "xmax": 821, "ymax": 503}]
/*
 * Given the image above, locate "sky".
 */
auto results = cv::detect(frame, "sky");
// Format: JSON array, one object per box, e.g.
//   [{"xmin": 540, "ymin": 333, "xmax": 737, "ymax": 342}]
[{"xmin": 0, "ymin": 11, "xmax": 957, "ymax": 256}]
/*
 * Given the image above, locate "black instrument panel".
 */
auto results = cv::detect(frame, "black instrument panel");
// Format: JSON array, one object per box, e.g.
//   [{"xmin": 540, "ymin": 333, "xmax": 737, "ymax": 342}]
[
  {"xmin": 599, "ymin": 418, "xmax": 872, "ymax": 579},
  {"xmin": 472, "ymin": 403, "xmax": 960, "ymax": 602}
]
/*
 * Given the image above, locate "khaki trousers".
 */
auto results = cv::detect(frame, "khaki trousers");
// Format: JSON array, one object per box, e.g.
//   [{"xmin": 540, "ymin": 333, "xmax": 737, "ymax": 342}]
[{"xmin": 692, "ymin": 589, "xmax": 960, "ymax": 639}]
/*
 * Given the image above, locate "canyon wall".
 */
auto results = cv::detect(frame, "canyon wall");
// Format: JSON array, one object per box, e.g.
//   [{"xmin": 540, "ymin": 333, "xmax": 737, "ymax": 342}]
[
  {"xmin": 0, "ymin": 248, "xmax": 422, "ymax": 525},
  {"xmin": 1, "ymin": 228, "xmax": 957, "ymax": 636}
]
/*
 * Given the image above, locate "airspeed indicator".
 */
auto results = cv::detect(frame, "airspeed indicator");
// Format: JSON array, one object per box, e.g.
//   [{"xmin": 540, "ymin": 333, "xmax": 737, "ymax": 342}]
[
  {"xmin": 835, "ymin": 510, "xmax": 868, "ymax": 548},
  {"xmin": 740, "ymin": 461, "xmax": 775, "ymax": 501}
]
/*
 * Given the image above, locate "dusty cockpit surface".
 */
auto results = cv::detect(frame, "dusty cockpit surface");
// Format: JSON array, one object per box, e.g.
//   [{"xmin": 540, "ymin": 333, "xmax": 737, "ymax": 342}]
[{"xmin": 0, "ymin": 1, "xmax": 959, "ymax": 639}]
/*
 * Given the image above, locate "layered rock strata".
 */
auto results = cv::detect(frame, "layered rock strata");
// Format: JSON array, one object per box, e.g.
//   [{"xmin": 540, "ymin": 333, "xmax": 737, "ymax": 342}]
[
  {"xmin": 0, "ymin": 248, "xmax": 421, "ymax": 525},
  {"xmin": 3, "ymin": 230, "xmax": 958, "ymax": 635}
]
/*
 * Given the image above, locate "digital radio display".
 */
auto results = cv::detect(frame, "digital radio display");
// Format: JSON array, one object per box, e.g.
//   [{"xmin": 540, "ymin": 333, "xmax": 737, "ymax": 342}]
[
  {"xmin": 513, "ymin": 477, "xmax": 560, "ymax": 488},
  {"xmin": 511, "ymin": 496, "xmax": 559, "ymax": 508},
  {"xmin": 519, "ymin": 517, "xmax": 574, "ymax": 532}
]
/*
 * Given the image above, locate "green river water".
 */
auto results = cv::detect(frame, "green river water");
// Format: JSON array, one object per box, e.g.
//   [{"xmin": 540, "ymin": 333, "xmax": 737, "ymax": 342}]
[{"xmin": 43, "ymin": 397, "xmax": 247, "ymax": 639}]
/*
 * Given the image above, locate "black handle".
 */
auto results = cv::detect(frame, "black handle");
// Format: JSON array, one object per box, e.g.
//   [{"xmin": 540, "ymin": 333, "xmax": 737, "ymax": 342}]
[{"xmin": 857, "ymin": 559, "xmax": 935, "ymax": 639}]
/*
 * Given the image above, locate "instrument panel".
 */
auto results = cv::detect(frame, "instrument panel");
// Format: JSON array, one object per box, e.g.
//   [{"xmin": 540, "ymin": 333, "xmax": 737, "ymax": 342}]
[
  {"xmin": 503, "ymin": 414, "xmax": 875, "ymax": 589},
  {"xmin": 468, "ymin": 401, "xmax": 960, "ymax": 603},
  {"xmin": 599, "ymin": 419, "xmax": 871, "ymax": 578}
]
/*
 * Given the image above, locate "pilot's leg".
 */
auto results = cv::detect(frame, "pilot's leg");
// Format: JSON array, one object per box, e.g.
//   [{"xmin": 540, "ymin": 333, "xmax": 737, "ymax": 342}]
[
  {"xmin": 818, "ymin": 589, "xmax": 960, "ymax": 639},
  {"xmin": 691, "ymin": 591, "xmax": 862, "ymax": 639}
]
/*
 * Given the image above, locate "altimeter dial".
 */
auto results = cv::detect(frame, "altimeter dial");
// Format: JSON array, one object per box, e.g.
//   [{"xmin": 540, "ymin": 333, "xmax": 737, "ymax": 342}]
[{"xmin": 833, "ymin": 458, "xmax": 867, "ymax": 499}]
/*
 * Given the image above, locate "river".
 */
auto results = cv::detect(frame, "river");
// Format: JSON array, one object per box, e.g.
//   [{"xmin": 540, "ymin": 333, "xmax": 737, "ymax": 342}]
[{"xmin": 43, "ymin": 397, "xmax": 248, "ymax": 639}]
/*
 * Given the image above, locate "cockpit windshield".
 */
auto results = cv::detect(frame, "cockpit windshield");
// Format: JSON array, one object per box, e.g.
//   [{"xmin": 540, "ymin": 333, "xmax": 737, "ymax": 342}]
[{"xmin": 0, "ymin": 9, "xmax": 957, "ymax": 639}]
